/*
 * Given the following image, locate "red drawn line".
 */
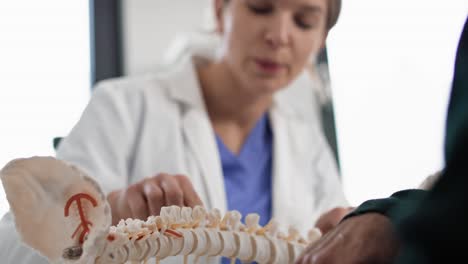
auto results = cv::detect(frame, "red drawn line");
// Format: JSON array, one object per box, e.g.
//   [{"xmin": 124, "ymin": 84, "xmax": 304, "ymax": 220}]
[
  {"xmin": 107, "ymin": 234, "xmax": 116, "ymax": 242},
  {"xmin": 64, "ymin": 193, "xmax": 98, "ymax": 244},
  {"xmin": 164, "ymin": 229, "xmax": 183, "ymax": 238}
]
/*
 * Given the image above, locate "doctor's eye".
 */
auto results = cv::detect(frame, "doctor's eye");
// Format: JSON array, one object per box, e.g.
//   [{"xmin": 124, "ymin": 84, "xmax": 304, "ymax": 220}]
[
  {"xmin": 295, "ymin": 18, "xmax": 312, "ymax": 29},
  {"xmin": 294, "ymin": 17, "xmax": 314, "ymax": 30},
  {"xmin": 247, "ymin": 2, "xmax": 273, "ymax": 15},
  {"xmin": 294, "ymin": 13, "xmax": 321, "ymax": 30}
]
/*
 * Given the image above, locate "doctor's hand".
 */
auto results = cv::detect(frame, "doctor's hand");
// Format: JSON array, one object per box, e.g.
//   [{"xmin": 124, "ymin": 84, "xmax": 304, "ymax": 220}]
[
  {"xmin": 314, "ymin": 206, "xmax": 354, "ymax": 234},
  {"xmin": 296, "ymin": 213, "xmax": 400, "ymax": 264},
  {"xmin": 107, "ymin": 173, "xmax": 203, "ymax": 225}
]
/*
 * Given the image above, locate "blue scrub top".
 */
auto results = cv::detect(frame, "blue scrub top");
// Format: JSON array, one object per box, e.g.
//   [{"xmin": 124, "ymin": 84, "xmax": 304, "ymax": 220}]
[{"xmin": 216, "ymin": 114, "xmax": 273, "ymax": 264}]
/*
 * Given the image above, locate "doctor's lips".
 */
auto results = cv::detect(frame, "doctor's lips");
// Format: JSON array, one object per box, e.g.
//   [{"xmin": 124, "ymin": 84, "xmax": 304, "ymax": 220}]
[{"xmin": 254, "ymin": 58, "xmax": 284, "ymax": 74}]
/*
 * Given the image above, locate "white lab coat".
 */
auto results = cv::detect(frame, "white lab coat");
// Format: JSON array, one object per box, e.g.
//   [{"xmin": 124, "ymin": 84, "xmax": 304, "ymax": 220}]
[{"xmin": 0, "ymin": 54, "xmax": 347, "ymax": 264}]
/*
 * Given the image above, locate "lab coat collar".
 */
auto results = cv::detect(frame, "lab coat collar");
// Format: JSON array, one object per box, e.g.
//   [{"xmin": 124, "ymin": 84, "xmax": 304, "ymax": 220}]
[
  {"xmin": 166, "ymin": 54, "xmax": 310, "ymax": 121},
  {"xmin": 269, "ymin": 106, "xmax": 313, "ymax": 225},
  {"xmin": 165, "ymin": 55, "xmax": 207, "ymax": 111},
  {"xmin": 272, "ymin": 70, "xmax": 321, "ymax": 123},
  {"xmin": 165, "ymin": 55, "xmax": 227, "ymax": 213}
]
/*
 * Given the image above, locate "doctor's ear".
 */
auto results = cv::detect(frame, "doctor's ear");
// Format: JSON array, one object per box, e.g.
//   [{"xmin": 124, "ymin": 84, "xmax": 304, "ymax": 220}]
[
  {"xmin": 320, "ymin": 32, "xmax": 329, "ymax": 51},
  {"xmin": 214, "ymin": 0, "xmax": 227, "ymax": 34},
  {"xmin": 318, "ymin": 31, "xmax": 328, "ymax": 53}
]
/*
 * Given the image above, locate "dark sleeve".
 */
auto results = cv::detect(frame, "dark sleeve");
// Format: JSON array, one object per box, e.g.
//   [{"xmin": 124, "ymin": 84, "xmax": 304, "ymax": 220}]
[
  {"xmin": 393, "ymin": 18, "xmax": 468, "ymax": 264},
  {"xmin": 342, "ymin": 189, "xmax": 427, "ymax": 221},
  {"xmin": 345, "ymin": 18, "xmax": 468, "ymax": 264},
  {"xmin": 391, "ymin": 162, "xmax": 468, "ymax": 263}
]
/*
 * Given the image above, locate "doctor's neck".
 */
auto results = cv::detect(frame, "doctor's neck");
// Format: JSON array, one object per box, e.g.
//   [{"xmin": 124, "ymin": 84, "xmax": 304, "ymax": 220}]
[{"xmin": 197, "ymin": 61, "xmax": 273, "ymax": 129}]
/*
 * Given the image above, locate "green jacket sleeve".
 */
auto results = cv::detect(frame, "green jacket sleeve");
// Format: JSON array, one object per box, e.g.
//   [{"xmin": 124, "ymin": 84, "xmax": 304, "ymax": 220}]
[
  {"xmin": 344, "ymin": 17, "xmax": 468, "ymax": 264},
  {"xmin": 394, "ymin": 18, "xmax": 468, "ymax": 263},
  {"xmin": 343, "ymin": 189, "xmax": 427, "ymax": 220}
]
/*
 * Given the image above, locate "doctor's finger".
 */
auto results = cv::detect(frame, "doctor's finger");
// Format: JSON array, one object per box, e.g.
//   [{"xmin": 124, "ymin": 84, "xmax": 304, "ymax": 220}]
[
  {"xmin": 157, "ymin": 174, "xmax": 184, "ymax": 206},
  {"xmin": 126, "ymin": 184, "xmax": 149, "ymax": 220},
  {"xmin": 174, "ymin": 174, "xmax": 203, "ymax": 207},
  {"xmin": 143, "ymin": 181, "xmax": 164, "ymax": 216}
]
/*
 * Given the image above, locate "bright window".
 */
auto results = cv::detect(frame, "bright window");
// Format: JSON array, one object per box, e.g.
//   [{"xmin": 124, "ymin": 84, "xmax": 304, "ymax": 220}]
[
  {"xmin": 0, "ymin": 1, "xmax": 90, "ymax": 217},
  {"xmin": 328, "ymin": 0, "xmax": 467, "ymax": 204}
]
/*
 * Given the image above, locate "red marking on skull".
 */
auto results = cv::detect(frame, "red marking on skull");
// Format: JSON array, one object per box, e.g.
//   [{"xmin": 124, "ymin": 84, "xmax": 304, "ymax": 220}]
[{"xmin": 64, "ymin": 193, "xmax": 98, "ymax": 244}]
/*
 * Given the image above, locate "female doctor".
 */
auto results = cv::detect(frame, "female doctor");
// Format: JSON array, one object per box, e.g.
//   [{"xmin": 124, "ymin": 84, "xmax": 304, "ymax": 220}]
[
  {"xmin": 0, "ymin": 0, "xmax": 349, "ymax": 263},
  {"xmin": 58, "ymin": 0, "xmax": 349, "ymax": 235}
]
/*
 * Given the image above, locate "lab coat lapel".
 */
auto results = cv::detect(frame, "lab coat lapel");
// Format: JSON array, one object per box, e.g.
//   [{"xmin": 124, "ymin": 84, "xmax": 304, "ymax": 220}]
[
  {"xmin": 269, "ymin": 98, "xmax": 312, "ymax": 227},
  {"xmin": 166, "ymin": 56, "xmax": 227, "ymax": 213},
  {"xmin": 181, "ymin": 111, "xmax": 226, "ymax": 212}
]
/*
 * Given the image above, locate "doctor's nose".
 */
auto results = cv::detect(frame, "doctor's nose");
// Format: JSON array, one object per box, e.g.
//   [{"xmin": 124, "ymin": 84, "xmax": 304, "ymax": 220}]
[{"xmin": 264, "ymin": 15, "xmax": 292, "ymax": 49}]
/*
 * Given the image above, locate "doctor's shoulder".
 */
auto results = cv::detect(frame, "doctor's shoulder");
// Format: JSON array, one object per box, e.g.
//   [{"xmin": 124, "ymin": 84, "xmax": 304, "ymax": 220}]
[{"xmin": 90, "ymin": 72, "xmax": 179, "ymax": 115}]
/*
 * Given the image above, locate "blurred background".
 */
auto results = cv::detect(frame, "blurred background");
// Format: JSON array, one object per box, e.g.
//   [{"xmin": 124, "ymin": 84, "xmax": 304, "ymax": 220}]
[{"xmin": 0, "ymin": 0, "xmax": 467, "ymax": 217}]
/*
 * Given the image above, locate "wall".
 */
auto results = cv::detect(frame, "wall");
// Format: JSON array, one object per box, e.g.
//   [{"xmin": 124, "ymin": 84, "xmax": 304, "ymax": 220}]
[
  {"xmin": 328, "ymin": 0, "xmax": 468, "ymax": 204},
  {"xmin": 120, "ymin": 0, "xmax": 213, "ymax": 75},
  {"xmin": 0, "ymin": 1, "xmax": 90, "ymax": 217}
]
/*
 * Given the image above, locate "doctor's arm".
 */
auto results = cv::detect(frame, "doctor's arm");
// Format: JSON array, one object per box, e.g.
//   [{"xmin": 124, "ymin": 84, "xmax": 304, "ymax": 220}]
[
  {"xmin": 107, "ymin": 173, "xmax": 203, "ymax": 225},
  {"xmin": 56, "ymin": 81, "xmax": 135, "ymax": 195},
  {"xmin": 57, "ymin": 81, "xmax": 203, "ymax": 224}
]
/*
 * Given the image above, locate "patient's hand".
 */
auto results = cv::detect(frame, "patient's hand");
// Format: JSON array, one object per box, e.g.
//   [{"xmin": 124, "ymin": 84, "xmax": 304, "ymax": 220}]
[
  {"xmin": 297, "ymin": 213, "xmax": 399, "ymax": 264},
  {"xmin": 107, "ymin": 173, "xmax": 203, "ymax": 225},
  {"xmin": 315, "ymin": 206, "xmax": 354, "ymax": 234}
]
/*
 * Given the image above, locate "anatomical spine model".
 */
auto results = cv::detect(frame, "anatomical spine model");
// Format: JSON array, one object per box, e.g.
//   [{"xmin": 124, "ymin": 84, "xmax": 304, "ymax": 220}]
[{"xmin": 1, "ymin": 157, "xmax": 322, "ymax": 263}]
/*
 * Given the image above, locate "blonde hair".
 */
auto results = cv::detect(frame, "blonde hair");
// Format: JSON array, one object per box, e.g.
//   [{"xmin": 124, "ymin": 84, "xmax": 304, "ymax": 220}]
[
  {"xmin": 326, "ymin": 0, "xmax": 341, "ymax": 30},
  {"xmin": 223, "ymin": 0, "xmax": 342, "ymax": 30}
]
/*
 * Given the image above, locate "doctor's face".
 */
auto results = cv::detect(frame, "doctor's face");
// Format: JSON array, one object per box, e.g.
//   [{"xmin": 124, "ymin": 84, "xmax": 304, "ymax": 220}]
[{"xmin": 216, "ymin": 0, "xmax": 328, "ymax": 94}]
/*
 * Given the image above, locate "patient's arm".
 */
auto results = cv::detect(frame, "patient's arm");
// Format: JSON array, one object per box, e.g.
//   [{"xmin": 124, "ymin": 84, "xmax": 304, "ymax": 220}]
[{"xmin": 296, "ymin": 213, "xmax": 399, "ymax": 264}]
